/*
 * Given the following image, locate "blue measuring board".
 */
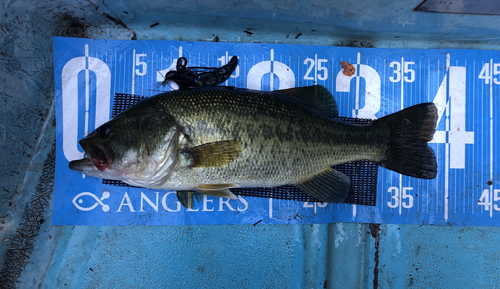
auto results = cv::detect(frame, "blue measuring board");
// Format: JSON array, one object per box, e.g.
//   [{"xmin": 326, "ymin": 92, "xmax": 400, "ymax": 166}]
[{"xmin": 53, "ymin": 37, "xmax": 500, "ymax": 226}]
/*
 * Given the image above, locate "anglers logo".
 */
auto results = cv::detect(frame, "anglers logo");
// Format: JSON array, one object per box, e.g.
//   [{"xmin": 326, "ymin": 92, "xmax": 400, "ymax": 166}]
[
  {"xmin": 72, "ymin": 191, "xmax": 110, "ymax": 212},
  {"xmin": 71, "ymin": 190, "xmax": 250, "ymax": 213}
]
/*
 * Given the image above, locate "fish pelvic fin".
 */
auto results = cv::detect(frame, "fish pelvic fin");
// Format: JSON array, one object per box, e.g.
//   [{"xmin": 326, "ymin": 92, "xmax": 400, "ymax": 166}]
[
  {"xmin": 195, "ymin": 184, "xmax": 238, "ymax": 199},
  {"xmin": 294, "ymin": 168, "xmax": 350, "ymax": 203},
  {"xmin": 177, "ymin": 190, "xmax": 204, "ymax": 208},
  {"xmin": 374, "ymin": 102, "xmax": 438, "ymax": 179}
]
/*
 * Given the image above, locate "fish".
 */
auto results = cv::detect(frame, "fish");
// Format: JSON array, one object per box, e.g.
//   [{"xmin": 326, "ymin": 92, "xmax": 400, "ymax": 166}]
[{"xmin": 69, "ymin": 85, "xmax": 438, "ymax": 207}]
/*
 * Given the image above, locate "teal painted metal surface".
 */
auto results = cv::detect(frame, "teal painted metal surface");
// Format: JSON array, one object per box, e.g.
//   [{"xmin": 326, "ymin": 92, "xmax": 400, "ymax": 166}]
[
  {"xmin": 330, "ymin": 223, "xmax": 500, "ymax": 288},
  {"xmin": 110, "ymin": 0, "xmax": 500, "ymax": 50},
  {"xmin": 2, "ymin": 0, "xmax": 500, "ymax": 288},
  {"xmin": 41, "ymin": 225, "xmax": 321, "ymax": 288},
  {"xmin": 416, "ymin": 0, "xmax": 500, "ymax": 15}
]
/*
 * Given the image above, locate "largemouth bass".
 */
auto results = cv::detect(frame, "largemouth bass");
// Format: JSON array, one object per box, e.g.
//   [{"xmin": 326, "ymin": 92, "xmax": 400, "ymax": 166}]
[{"xmin": 69, "ymin": 85, "xmax": 437, "ymax": 205}]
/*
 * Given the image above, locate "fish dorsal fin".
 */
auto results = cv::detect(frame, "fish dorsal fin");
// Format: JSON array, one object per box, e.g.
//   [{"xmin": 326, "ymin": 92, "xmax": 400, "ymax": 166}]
[
  {"xmin": 179, "ymin": 140, "xmax": 242, "ymax": 167},
  {"xmin": 177, "ymin": 190, "xmax": 204, "ymax": 208},
  {"xmin": 276, "ymin": 85, "xmax": 339, "ymax": 118},
  {"xmin": 195, "ymin": 185, "xmax": 238, "ymax": 199},
  {"xmin": 294, "ymin": 168, "xmax": 350, "ymax": 203}
]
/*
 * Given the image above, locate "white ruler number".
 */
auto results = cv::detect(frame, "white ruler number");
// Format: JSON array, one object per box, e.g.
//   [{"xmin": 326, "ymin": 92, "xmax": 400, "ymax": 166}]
[
  {"xmin": 389, "ymin": 58, "xmax": 415, "ymax": 83},
  {"xmin": 135, "ymin": 53, "xmax": 147, "ymax": 76},
  {"xmin": 336, "ymin": 53, "xmax": 381, "ymax": 119},
  {"xmin": 387, "ymin": 187, "xmax": 414, "ymax": 211},
  {"xmin": 303, "ymin": 55, "xmax": 328, "ymax": 81},
  {"xmin": 430, "ymin": 56, "xmax": 473, "ymax": 169},
  {"xmin": 478, "ymin": 62, "xmax": 500, "ymax": 85},
  {"xmin": 62, "ymin": 44, "xmax": 111, "ymax": 163},
  {"xmin": 479, "ymin": 189, "xmax": 500, "ymax": 211},
  {"xmin": 247, "ymin": 49, "xmax": 295, "ymax": 90},
  {"xmin": 303, "ymin": 201, "xmax": 328, "ymax": 214}
]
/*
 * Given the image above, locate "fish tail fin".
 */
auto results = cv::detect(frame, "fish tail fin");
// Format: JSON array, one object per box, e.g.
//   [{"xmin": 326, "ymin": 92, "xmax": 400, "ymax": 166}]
[{"xmin": 374, "ymin": 103, "xmax": 438, "ymax": 179}]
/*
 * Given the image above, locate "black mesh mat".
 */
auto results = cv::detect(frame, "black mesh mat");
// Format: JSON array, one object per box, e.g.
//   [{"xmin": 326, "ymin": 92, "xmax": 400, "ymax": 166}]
[{"xmin": 103, "ymin": 93, "xmax": 378, "ymax": 206}]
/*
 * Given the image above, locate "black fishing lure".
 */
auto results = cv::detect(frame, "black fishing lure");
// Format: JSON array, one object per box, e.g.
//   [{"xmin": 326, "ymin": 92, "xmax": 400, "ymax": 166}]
[{"xmin": 160, "ymin": 56, "xmax": 238, "ymax": 90}]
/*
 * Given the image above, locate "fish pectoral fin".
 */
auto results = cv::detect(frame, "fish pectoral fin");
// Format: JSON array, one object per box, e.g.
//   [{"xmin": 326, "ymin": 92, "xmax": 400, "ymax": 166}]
[
  {"xmin": 180, "ymin": 140, "xmax": 242, "ymax": 167},
  {"xmin": 294, "ymin": 168, "xmax": 350, "ymax": 203},
  {"xmin": 177, "ymin": 190, "xmax": 204, "ymax": 208},
  {"xmin": 195, "ymin": 184, "xmax": 238, "ymax": 199}
]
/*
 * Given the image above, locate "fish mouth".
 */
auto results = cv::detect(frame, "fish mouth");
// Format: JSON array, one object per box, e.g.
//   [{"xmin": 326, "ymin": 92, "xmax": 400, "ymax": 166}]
[
  {"xmin": 89, "ymin": 145, "xmax": 110, "ymax": 171},
  {"xmin": 80, "ymin": 140, "xmax": 114, "ymax": 172}
]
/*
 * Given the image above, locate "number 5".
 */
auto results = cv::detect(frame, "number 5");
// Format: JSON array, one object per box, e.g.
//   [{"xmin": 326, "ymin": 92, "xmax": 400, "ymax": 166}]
[
  {"xmin": 317, "ymin": 59, "xmax": 328, "ymax": 81},
  {"xmin": 404, "ymin": 61, "xmax": 415, "ymax": 83},
  {"xmin": 135, "ymin": 53, "xmax": 147, "ymax": 76},
  {"xmin": 401, "ymin": 187, "xmax": 413, "ymax": 209}
]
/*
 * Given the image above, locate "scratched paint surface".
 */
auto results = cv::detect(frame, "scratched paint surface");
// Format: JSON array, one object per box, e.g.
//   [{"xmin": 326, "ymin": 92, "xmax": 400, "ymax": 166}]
[{"xmin": 53, "ymin": 37, "xmax": 499, "ymax": 226}]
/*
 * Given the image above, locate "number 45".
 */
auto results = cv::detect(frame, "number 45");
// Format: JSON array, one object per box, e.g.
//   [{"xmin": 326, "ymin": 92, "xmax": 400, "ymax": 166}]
[
  {"xmin": 478, "ymin": 62, "xmax": 500, "ymax": 85},
  {"xmin": 479, "ymin": 189, "xmax": 500, "ymax": 211}
]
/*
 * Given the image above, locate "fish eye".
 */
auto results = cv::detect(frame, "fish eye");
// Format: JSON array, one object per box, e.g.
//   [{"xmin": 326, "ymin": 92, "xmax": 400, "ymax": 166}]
[{"xmin": 99, "ymin": 124, "xmax": 111, "ymax": 138}]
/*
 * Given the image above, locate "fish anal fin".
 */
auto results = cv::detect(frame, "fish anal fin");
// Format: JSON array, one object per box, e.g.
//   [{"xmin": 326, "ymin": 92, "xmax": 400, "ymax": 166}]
[
  {"xmin": 180, "ymin": 140, "xmax": 242, "ymax": 167},
  {"xmin": 294, "ymin": 168, "xmax": 350, "ymax": 203}
]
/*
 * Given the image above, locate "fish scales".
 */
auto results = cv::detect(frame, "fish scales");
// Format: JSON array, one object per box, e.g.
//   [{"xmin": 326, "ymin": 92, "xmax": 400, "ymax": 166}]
[{"xmin": 146, "ymin": 87, "xmax": 388, "ymax": 188}]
